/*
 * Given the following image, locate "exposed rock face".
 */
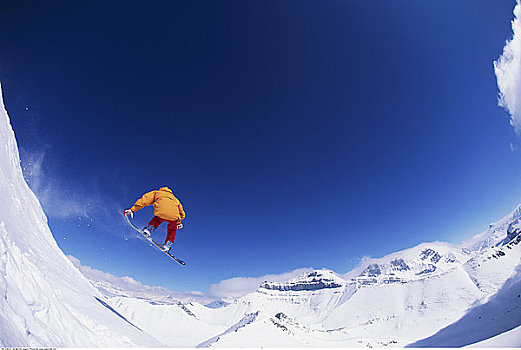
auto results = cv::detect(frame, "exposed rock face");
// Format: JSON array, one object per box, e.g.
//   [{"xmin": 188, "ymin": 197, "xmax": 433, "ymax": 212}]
[
  {"xmin": 260, "ymin": 271, "xmax": 343, "ymax": 291},
  {"xmin": 391, "ymin": 258, "xmax": 411, "ymax": 272}
]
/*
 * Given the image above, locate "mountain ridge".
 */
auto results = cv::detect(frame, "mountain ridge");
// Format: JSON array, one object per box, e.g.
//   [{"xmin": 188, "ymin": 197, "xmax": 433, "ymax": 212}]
[{"xmin": 96, "ymin": 213, "xmax": 521, "ymax": 347}]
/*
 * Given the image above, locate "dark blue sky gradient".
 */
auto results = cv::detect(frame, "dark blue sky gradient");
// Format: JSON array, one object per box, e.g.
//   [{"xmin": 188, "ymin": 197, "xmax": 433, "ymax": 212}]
[{"xmin": 1, "ymin": 1, "xmax": 520, "ymax": 292}]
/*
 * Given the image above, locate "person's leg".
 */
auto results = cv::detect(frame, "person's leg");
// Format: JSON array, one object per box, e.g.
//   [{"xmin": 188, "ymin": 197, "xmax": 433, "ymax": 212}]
[
  {"xmin": 148, "ymin": 216, "xmax": 165, "ymax": 229},
  {"xmin": 160, "ymin": 221, "xmax": 178, "ymax": 252},
  {"xmin": 165, "ymin": 221, "xmax": 178, "ymax": 243},
  {"xmin": 143, "ymin": 216, "xmax": 165, "ymax": 236}
]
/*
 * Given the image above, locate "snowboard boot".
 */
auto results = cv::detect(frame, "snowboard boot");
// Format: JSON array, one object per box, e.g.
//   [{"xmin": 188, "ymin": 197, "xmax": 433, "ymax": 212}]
[
  {"xmin": 142, "ymin": 225, "xmax": 155, "ymax": 238},
  {"xmin": 161, "ymin": 241, "xmax": 173, "ymax": 253}
]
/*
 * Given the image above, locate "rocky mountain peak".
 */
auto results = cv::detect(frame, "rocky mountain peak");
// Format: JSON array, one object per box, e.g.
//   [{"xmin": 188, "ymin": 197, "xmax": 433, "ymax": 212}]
[{"xmin": 260, "ymin": 270, "xmax": 344, "ymax": 292}]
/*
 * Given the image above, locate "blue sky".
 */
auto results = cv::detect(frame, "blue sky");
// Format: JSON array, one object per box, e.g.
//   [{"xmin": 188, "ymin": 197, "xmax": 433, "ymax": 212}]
[{"xmin": 0, "ymin": 0, "xmax": 520, "ymax": 295}]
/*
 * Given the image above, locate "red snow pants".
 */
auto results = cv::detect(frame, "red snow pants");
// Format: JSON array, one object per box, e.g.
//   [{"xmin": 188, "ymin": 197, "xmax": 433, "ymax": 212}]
[{"xmin": 148, "ymin": 216, "xmax": 178, "ymax": 243}]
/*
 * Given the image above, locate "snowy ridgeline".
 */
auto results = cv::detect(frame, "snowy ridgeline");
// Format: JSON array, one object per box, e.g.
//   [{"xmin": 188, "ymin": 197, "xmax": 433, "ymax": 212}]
[
  {"xmin": 0, "ymin": 81, "xmax": 521, "ymax": 347},
  {"xmin": 0, "ymin": 85, "xmax": 161, "ymax": 347},
  {"xmin": 99, "ymin": 234, "xmax": 521, "ymax": 347}
]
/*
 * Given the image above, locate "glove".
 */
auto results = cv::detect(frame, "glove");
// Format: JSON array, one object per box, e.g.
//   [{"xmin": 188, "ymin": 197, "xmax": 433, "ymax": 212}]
[
  {"xmin": 124, "ymin": 209, "xmax": 134, "ymax": 218},
  {"xmin": 177, "ymin": 223, "xmax": 183, "ymax": 230}
]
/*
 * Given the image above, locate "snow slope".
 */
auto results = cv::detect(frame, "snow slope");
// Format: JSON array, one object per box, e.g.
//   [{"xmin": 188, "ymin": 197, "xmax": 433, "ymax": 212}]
[
  {"xmin": 0, "ymin": 85, "xmax": 160, "ymax": 347},
  {"xmin": 409, "ymin": 248, "xmax": 521, "ymax": 347},
  {"xmin": 467, "ymin": 325, "xmax": 521, "ymax": 347}
]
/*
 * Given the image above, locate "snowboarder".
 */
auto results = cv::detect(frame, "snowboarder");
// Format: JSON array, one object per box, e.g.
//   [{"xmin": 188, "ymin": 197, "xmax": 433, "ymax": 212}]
[{"xmin": 124, "ymin": 187, "xmax": 185, "ymax": 253}]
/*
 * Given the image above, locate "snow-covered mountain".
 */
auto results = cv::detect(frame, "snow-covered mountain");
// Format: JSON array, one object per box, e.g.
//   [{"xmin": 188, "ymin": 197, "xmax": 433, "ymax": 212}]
[
  {"xmin": 0, "ymin": 85, "xmax": 161, "ymax": 347},
  {"xmin": 1, "ymin": 81, "xmax": 520, "ymax": 347},
  {"xmin": 98, "ymin": 219, "xmax": 521, "ymax": 347}
]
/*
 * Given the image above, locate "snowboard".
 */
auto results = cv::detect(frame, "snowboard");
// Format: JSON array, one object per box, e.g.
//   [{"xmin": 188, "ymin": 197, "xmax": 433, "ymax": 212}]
[{"xmin": 125, "ymin": 215, "xmax": 186, "ymax": 266}]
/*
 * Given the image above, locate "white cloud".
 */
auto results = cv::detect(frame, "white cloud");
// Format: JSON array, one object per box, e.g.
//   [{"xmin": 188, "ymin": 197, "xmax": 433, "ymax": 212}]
[
  {"xmin": 494, "ymin": 0, "xmax": 521, "ymax": 135},
  {"xmin": 340, "ymin": 255, "xmax": 373, "ymax": 280},
  {"xmin": 68, "ymin": 255, "xmax": 213, "ymax": 304},
  {"xmin": 207, "ymin": 267, "xmax": 314, "ymax": 299},
  {"xmin": 68, "ymin": 255, "xmax": 313, "ymax": 303}
]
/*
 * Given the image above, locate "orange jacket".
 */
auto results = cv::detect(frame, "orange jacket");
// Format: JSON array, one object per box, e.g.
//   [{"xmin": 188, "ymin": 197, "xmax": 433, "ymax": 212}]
[{"xmin": 130, "ymin": 187, "xmax": 186, "ymax": 222}]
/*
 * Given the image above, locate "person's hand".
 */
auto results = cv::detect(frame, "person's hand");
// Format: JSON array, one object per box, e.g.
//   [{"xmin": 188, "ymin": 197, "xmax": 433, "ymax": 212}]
[
  {"xmin": 177, "ymin": 223, "xmax": 183, "ymax": 230},
  {"xmin": 124, "ymin": 209, "xmax": 134, "ymax": 218}
]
